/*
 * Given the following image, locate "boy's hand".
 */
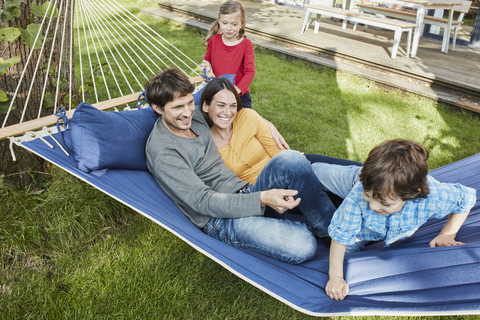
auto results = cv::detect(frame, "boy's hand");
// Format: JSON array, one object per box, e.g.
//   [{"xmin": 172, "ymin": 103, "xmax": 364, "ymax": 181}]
[
  {"xmin": 429, "ymin": 233, "xmax": 464, "ymax": 247},
  {"xmin": 326, "ymin": 277, "xmax": 349, "ymax": 300},
  {"xmin": 430, "ymin": 211, "xmax": 469, "ymax": 247},
  {"xmin": 327, "ymin": 240, "xmax": 349, "ymax": 300}
]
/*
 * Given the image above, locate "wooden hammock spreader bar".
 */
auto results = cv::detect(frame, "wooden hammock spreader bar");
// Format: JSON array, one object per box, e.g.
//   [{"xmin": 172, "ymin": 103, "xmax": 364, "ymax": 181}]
[{"xmin": 0, "ymin": 73, "xmax": 213, "ymax": 141}]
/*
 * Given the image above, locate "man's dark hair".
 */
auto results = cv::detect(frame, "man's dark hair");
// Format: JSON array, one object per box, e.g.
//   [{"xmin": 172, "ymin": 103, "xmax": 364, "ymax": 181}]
[
  {"xmin": 145, "ymin": 69, "xmax": 195, "ymax": 114},
  {"xmin": 360, "ymin": 139, "xmax": 430, "ymax": 201},
  {"xmin": 200, "ymin": 77, "xmax": 243, "ymax": 127}
]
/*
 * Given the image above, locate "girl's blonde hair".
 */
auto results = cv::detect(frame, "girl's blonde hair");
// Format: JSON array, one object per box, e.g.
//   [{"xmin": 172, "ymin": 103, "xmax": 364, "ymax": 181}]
[{"xmin": 203, "ymin": 0, "xmax": 246, "ymax": 46}]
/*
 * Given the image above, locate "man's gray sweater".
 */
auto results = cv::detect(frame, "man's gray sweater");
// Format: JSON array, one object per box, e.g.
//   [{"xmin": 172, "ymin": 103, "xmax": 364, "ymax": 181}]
[{"xmin": 145, "ymin": 105, "xmax": 263, "ymax": 228}]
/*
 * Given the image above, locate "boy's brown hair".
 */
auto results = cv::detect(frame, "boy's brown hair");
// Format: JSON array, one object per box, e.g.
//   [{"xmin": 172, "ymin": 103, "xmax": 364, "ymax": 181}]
[{"xmin": 359, "ymin": 139, "xmax": 430, "ymax": 201}]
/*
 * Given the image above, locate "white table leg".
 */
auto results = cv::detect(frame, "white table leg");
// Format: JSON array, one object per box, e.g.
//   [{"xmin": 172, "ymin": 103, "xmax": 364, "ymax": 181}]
[
  {"xmin": 441, "ymin": 26, "xmax": 448, "ymax": 52},
  {"xmin": 444, "ymin": 8, "xmax": 454, "ymax": 54},
  {"xmin": 301, "ymin": 9, "xmax": 312, "ymax": 34},
  {"xmin": 392, "ymin": 28, "xmax": 401, "ymax": 59},
  {"xmin": 314, "ymin": 13, "xmax": 321, "ymax": 34},
  {"xmin": 341, "ymin": 0, "xmax": 348, "ymax": 32},
  {"xmin": 406, "ymin": 28, "xmax": 412, "ymax": 57},
  {"xmin": 411, "ymin": 6, "xmax": 425, "ymax": 58}
]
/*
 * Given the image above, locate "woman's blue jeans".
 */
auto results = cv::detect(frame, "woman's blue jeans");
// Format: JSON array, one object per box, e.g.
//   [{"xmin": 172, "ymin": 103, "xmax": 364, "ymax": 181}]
[
  {"xmin": 311, "ymin": 162, "xmax": 362, "ymax": 199},
  {"xmin": 311, "ymin": 162, "xmax": 368, "ymax": 253},
  {"xmin": 204, "ymin": 150, "xmax": 337, "ymax": 264}
]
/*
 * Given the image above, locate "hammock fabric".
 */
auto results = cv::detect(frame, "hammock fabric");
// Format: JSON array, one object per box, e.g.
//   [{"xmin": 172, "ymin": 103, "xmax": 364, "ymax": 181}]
[{"xmin": 19, "ymin": 132, "xmax": 480, "ymax": 316}]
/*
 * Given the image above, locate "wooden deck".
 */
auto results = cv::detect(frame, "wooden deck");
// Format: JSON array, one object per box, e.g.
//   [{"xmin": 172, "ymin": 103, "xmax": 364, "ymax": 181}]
[{"xmin": 143, "ymin": 0, "xmax": 480, "ymax": 113}]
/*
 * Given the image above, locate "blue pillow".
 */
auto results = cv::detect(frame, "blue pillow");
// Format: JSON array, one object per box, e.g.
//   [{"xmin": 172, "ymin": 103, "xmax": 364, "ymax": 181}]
[
  {"xmin": 65, "ymin": 103, "xmax": 157, "ymax": 172},
  {"xmin": 193, "ymin": 74, "xmax": 235, "ymax": 105}
]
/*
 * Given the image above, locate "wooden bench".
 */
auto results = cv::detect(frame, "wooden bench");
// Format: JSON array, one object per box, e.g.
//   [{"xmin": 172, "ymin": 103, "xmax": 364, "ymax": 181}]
[
  {"xmin": 300, "ymin": 4, "xmax": 417, "ymax": 59},
  {"xmin": 356, "ymin": 1, "xmax": 472, "ymax": 52}
]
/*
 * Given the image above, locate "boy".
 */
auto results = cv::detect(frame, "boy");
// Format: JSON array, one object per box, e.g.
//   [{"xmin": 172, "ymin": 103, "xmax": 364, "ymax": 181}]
[{"xmin": 312, "ymin": 139, "xmax": 477, "ymax": 300}]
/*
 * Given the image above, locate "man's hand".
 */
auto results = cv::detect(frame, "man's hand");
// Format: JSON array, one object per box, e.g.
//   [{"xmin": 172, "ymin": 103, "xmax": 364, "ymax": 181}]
[
  {"xmin": 260, "ymin": 189, "xmax": 300, "ymax": 214},
  {"xmin": 199, "ymin": 60, "xmax": 212, "ymax": 73},
  {"xmin": 429, "ymin": 233, "xmax": 464, "ymax": 247},
  {"xmin": 326, "ymin": 277, "xmax": 349, "ymax": 300},
  {"xmin": 263, "ymin": 119, "xmax": 290, "ymax": 150}
]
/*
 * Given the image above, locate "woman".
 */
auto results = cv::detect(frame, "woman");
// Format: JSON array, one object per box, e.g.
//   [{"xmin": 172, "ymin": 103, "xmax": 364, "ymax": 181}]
[
  {"xmin": 200, "ymin": 77, "xmax": 360, "ymax": 183},
  {"xmin": 200, "ymin": 77, "xmax": 284, "ymax": 184}
]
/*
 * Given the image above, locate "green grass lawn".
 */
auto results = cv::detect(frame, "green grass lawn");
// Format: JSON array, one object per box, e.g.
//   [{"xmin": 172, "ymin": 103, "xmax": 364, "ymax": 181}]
[{"xmin": 2, "ymin": 1, "xmax": 480, "ymax": 318}]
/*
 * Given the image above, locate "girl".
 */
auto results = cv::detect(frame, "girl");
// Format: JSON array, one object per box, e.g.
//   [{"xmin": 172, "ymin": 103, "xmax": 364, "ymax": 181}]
[{"xmin": 200, "ymin": 0, "xmax": 255, "ymax": 109}]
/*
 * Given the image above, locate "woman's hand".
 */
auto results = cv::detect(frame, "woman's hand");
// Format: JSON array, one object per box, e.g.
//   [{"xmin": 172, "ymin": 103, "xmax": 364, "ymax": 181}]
[{"xmin": 263, "ymin": 119, "xmax": 290, "ymax": 150}]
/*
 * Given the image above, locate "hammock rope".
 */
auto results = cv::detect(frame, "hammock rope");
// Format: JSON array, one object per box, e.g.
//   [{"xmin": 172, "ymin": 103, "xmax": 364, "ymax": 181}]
[
  {"xmin": 75, "ymin": 0, "xmax": 85, "ymax": 102},
  {"xmin": 80, "ymin": 0, "xmax": 110, "ymax": 102},
  {"xmin": 38, "ymin": 0, "xmax": 67, "ymax": 114},
  {"xmin": 69, "ymin": 0, "xmax": 74, "ymax": 111},
  {"xmin": 1, "ymin": 0, "xmax": 203, "ymax": 134},
  {"xmin": 102, "ymin": 0, "xmax": 199, "ymax": 73},
  {"xmin": 82, "ymin": 1, "xmax": 152, "ymax": 89},
  {"xmin": 95, "ymin": 0, "xmax": 181, "ymax": 73},
  {"xmin": 53, "ymin": 0, "xmax": 72, "ymax": 113},
  {"xmin": 22, "ymin": 0, "xmax": 59, "ymax": 120},
  {"xmin": 2, "ymin": 0, "xmax": 56, "ymax": 127},
  {"xmin": 88, "ymin": 0, "xmax": 162, "ymax": 75},
  {"xmin": 80, "ymin": 0, "xmax": 134, "ymax": 95}
]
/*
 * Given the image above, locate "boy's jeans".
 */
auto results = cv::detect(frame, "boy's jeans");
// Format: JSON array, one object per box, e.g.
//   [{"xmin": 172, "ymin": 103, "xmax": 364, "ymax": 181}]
[
  {"xmin": 204, "ymin": 150, "xmax": 336, "ymax": 264},
  {"xmin": 311, "ymin": 162, "xmax": 368, "ymax": 253}
]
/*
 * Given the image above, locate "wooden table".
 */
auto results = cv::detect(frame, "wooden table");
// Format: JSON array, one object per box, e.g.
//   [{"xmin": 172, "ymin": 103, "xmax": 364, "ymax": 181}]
[{"xmin": 347, "ymin": 0, "xmax": 464, "ymax": 57}]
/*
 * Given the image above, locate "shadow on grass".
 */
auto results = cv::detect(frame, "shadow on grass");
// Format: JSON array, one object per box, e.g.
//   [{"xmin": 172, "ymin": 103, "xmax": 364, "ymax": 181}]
[
  {"xmin": 249, "ymin": 47, "xmax": 480, "ymax": 166},
  {"xmin": 423, "ymin": 104, "xmax": 480, "ymax": 169},
  {"xmin": 252, "ymin": 47, "xmax": 352, "ymax": 160},
  {"xmin": 327, "ymin": 64, "xmax": 480, "ymax": 167}
]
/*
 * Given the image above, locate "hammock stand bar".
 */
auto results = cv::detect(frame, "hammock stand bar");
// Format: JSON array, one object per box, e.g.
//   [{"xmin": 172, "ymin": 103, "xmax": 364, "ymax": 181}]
[{"xmin": 0, "ymin": 73, "xmax": 213, "ymax": 141}]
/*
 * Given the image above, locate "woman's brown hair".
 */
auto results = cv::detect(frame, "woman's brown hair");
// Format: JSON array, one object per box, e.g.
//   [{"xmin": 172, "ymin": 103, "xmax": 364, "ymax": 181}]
[{"xmin": 200, "ymin": 77, "xmax": 243, "ymax": 128}]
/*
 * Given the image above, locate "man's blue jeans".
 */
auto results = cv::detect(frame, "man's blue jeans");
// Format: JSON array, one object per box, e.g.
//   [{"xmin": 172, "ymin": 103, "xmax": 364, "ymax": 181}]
[{"xmin": 204, "ymin": 150, "xmax": 337, "ymax": 264}]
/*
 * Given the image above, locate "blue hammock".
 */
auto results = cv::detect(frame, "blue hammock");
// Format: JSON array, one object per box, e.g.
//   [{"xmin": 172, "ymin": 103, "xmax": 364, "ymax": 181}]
[{"xmin": 19, "ymin": 132, "xmax": 480, "ymax": 316}]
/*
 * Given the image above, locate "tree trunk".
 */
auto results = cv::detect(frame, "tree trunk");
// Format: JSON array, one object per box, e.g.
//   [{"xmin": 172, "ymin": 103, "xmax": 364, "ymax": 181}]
[{"xmin": 0, "ymin": 0, "xmax": 79, "ymax": 186}]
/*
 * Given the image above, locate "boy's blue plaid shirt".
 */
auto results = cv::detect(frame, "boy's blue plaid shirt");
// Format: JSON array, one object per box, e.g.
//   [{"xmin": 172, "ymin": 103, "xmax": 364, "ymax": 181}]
[{"xmin": 328, "ymin": 176, "xmax": 477, "ymax": 246}]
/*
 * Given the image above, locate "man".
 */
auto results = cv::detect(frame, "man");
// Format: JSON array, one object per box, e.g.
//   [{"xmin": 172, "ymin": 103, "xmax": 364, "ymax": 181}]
[{"xmin": 145, "ymin": 69, "xmax": 336, "ymax": 264}]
